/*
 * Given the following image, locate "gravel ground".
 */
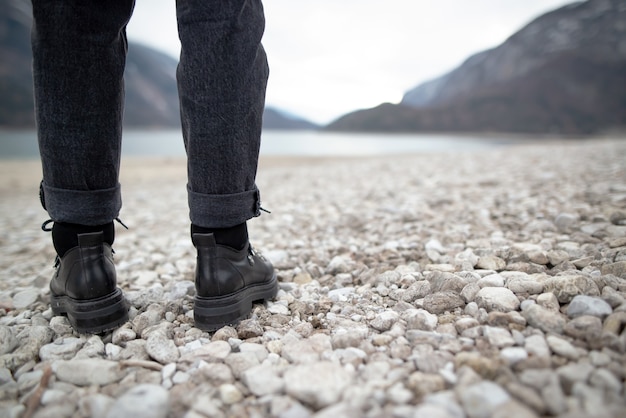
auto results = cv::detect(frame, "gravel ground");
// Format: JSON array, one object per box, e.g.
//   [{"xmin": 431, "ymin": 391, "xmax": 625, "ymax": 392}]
[{"xmin": 0, "ymin": 138, "xmax": 625, "ymax": 418}]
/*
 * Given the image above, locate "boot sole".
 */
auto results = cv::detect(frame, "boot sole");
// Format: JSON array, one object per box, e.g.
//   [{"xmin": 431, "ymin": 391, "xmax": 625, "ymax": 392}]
[
  {"xmin": 193, "ymin": 273, "xmax": 278, "ymax": 332},
  {"xmin": 50, "ymin": 287, "xmax": 129, "ymax": 334}
]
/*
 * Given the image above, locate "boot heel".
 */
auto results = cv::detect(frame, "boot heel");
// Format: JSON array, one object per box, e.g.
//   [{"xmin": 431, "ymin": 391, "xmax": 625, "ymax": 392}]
[{"xmin": 51, "ymin": 288, "xmax": 129, "ymax": 334}]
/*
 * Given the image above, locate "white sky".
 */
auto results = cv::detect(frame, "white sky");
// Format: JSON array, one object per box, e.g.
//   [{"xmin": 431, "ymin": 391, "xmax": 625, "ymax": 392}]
[{"xmin": 126, "ymin": 0, "xmax": 575, "ymax": 125}]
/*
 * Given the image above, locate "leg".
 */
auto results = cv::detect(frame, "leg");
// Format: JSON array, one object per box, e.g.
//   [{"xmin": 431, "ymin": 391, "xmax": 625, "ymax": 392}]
[
  {"xmin": 176, "ymin": 0, "xmax": 276, "ymax": 331},
  {"xmin": 31, "ymin": 0, "xmax": 134, "ymax": 333},
  {"xmin": 176, "ymin": 0, "xmax": 269, "ymax": 228},
  {"xmin": 32, "ymin": 0, "xmax": 134, "ymax": 226}
]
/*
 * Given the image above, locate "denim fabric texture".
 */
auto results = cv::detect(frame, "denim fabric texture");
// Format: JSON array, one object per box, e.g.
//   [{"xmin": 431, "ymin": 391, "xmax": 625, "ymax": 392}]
[{"xmin": 32, "ymin": 0, "xmax": 268, "ymax": 228}]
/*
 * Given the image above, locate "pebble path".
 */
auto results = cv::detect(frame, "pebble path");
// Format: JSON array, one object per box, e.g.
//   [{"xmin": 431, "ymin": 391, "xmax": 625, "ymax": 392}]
[{"xmin": 1, "ymin": 138, "xmax": 625, "ymax": 418}]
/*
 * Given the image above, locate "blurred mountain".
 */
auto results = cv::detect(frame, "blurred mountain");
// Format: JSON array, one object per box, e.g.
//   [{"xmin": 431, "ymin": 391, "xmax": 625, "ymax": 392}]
[
  {"xmin": 263, "ymin": 107, "xmax": 318, "ymax": 130},
  {"xmin": 329, "ymin": 0, "xmax": 626, "ymax": 135},
  {"xmin": 0, "ymin": 0, "xmax": 313, "ymax": 130}
]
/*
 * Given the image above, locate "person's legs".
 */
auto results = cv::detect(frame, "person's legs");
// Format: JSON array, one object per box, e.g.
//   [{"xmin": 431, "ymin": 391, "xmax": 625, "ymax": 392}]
[
  {"xmin": 176, "ymin": 0, "xmax": 276, "ymax": 331},
  {"xmin": 31, "ymin": 0, "xmax": 134, "ymax": 333}
]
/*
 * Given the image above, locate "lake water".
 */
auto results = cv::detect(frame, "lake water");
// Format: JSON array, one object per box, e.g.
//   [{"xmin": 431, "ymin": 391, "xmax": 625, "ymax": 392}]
[{"xmin": 0, "ymin": 129, "xmax": 520, "ymax": 160}]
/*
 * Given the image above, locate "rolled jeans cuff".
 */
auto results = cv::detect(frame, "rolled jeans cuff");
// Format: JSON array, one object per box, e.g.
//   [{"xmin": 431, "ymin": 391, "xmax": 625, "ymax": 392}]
[
  {"xmin": 41, "ymin": 182, "xmax": 122, "ymax": 225},
  {"xmin": 188, "ymin": 184, "xmax": 261, "ymax": 228}
]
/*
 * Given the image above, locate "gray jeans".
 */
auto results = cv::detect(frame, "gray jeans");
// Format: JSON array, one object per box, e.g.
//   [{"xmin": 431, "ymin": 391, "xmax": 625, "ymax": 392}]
[{"xmin": 32, "ymin": 0, "xmax": 269, "ymax": 228}]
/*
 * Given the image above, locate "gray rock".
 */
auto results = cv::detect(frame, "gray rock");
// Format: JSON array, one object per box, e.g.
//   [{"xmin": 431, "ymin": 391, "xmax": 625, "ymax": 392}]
[
  {"xmin": 601, "ymin": 261, "xmax": 626, "ymax": 278},
  {"xmin": 483, "ymin": 326, "xmax": 515, "ymax": 348},
  {"xmin": 506, "ymin": 275, "xmax": 544, "ymax": 295},
  {"xmin": 477, "ymin": 273, "xmax": 505, "ymax": 288},
  {"xmin": 523, "ymin": 304, "xmax": 566, "ymax": 334},
  {"xmin": 0, "ymin": 326, "xmax": 17, "ymax": 355},
  {"xmin": 12, "ymin": 289, "xmax": 39, "ymax": 309},
  {"xmin": 75, "ymin": 336, "xmax": 105, "ymax": 359},
  {"xmin": 237, "ymin": 319, "xmax": 264, "ymax": 339},
  {"xmin": 563, "ymin": 315, "xmax": 603, "ymax": 340},
  {"xmin": 53, "ymin": 359, "xmax": 125, "ymax": 386},
  {"xmin": 423, "ymin": 291, "xmax": 465, "ymax": 314},
  {"xmin": 499, "ymin": 347, "xmax": 528, "ymax": 366},
  {"xmin": 105, "ymin": 384, "xmax": 169, "ymax": 418},
  {"xmin": 475, "ymin": 287, "xmax": 520, "ymax": 312},
  {"xmin": 458, "ymin": 381, "xmax": 510, "ymax": 418},
  {"xmin": 78, "ymin": 394, "xmax": 115, "ymax": 418},
  {"xmin": 145, "ymin": 332, "xmax": 180, "ymax": 364},
  {"xmin": 218, "ymin": 383, "xmax": 243, "ymax": 405},
  {"xmin": 589, "ymin": 368, "xmax": 623, "ymax": 394},
  {"xmin": 546, "ymin": 335, "xmax": 580, "ymax": 360},
  {"xmin": 48, "ymin": 316, "xmax": 74, "ymax": 336},
  {"xmin": 555, "ymin": 213, "xmax": 579, "ymax": 233},
  {"xmin": 224, "ymin": 351, "xmax": 261, "ymax": 379},
  {"xmin": 404, "ymin": 309, "xmax": 438, "ymax": 331},
  {"xmin": 112, "ymin": 326, "xmax": 137, "ymax": 346},
  {"xmin": 284, "ymin": 362, "xmax": 352, "ymax": 409},
  {"xmin": 1, "ymin": 326, "xmax": 53, "ymax": 371},
  {"xmin": 476, "ymin": 255, "xmax": 506, "ymax": 271},
  {"xmin": 370, "ymin": 310, "xmax": 399, "ymax": 332},
  {"xmin": 544, "ymin": 275, "xmax": 600, "ymax": 304},
  {"xmin": 39, "ymin": 338, "xmax": 84, "ymax": 361},
  {"xmin": 557, "ymin": 362, "xmax": 594, "ymax": 393},
  {"xmin": 242, "ymin": 364, "xmax": 284, "ymax": 396},
  {"xmin": 566, "ymin": 295, "xmax": 613, "ymax": 318}
]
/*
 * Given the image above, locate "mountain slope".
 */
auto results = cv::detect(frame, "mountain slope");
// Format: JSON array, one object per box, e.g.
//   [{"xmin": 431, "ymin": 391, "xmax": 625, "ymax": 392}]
[
  {"xmin": 262, "ymin": 107, "xmax": 318, "ymax": 130},
  {"xmin": 330, "ymin": 0, "xmax": 626, "ymax": 135},
  {"xmin": 0, "ymin": 0, "xmax": 316, "ymax": 130}
]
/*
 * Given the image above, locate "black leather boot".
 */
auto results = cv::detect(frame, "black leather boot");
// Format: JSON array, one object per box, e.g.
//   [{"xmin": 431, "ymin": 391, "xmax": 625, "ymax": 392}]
[
  {"xmin": 192, "ymin": 233, "xmax": 278, "ymax": 331},
  {"xmin": 49, "ymin": 231, "xmax": 129, "ymax": 333}
]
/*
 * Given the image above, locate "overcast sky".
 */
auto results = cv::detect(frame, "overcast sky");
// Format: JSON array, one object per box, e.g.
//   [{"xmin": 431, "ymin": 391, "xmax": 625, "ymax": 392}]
[{"xmin": 126, "ymin": 0, "xmax": 575, "ymax": 124}]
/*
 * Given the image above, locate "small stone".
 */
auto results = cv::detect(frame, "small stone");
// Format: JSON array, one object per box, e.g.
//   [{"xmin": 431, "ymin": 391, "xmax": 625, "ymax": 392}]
[
  {"xmin": 112, "ymin": 326, "xmax": 137, "ymax": 346},
  {"xmin": 602, "ymin": 311, "xmax": 626, "ymax": 334},
  {"xmin": 212, "ymin": 326, "xmax": 238, "ymax": 341},
  {"xmin": 145, "ymin": 333, "xmax": 180, "ymax": 364},
  {"xmin": 224, "ymin": 352, "xmax": 261, "ymax": 379},
  {"xmin": 475, "ymin": 287, "xmax": 520, "ymax": 312},
  {"xmin": 48, "ymin": 316, "xmax": 74, "ymax": 336},
  {"xmin": 601, "ymin": 261, "xmax": 626, "ymax": 278},
  {"xmin": 219, "ymin": 383, "xmax": 243, "ymax": 404},
  {"xmin": 458, "ymin": 381, "xmax": 510, "ymax": 418},
  {"xmin": 284, "ymin": 362, "xmax": 352, "ymax": 409},
  {"xmin": 557, "ymin": 362, "xmax": 594, "ymax": 393},
  {"xmin": 523, "ymin": 304, "xmax": 566, "ymax": 334},
  {"xmin": 423, "ymin": 291, "xmax": 465, "ymax": 314},
  {"xmin": 536, "ymin": 292, "xmax": 560, "ymax": 311},
  {"xmin": 483, "ymin": 326, "xmax": 515, "ymax": 348},
  {"xmin": 404, "ymin": 309, "xmax": 438, "ymax": 331},
  {"xmin": 506, "ymin": 276, "xmax": 544, "ymax": 295},
  {"xmin": 39, "ymin": 338, "xmax": 84, "ymax": 361},
  {"xmin": 589, "ymin": 368, "xmax": 623, "ymax": 393},
  {"xmin": 406, "ymin": 372, "xmax": 446, "ymax": 399},
  {"xmin": 12, "ymin": 289, "xmax": 39, "ymax": 309},
  {"xmin": 242, "ymin": 364, "xmax": 284, "ymax": 396},
  {"xmin": 563, "ymin": 315, "xmax": 602, "ymax": 340},
  {"xmin": 500, "ymin": 347, "xmax": 528, "ymax": 365},
  {"xmin": 105, "ymin": 384, "xmax": 169, "ymax": 418},
  {"xmin": 370, "ymin": 310, "xmax": 399, "ymax": 332},
  {"xmin": 546, "ymin": 335, "xmax": 580, "ymax": 360},
  {"xmin": 477, "ymin": 273, "xmax": 505, "ymax": 288},
  {"xmin": 544, "ymin": 275, "xmax": 600, "ymax": 304},
  {"xmin": 0, "ymin": 326, "xmax": 17, "ymax": 355},
  {"xmin": 524, "ymin": 335, "xmax": 551, "ymax": 366},
  {"xmin": 555, "ymin": 213, "xmax": 579, "ymax": 233},
  {"xmin": 53, "ymin": 359, "xmax": 125, "ymax": 386},
  {"xmin": 476, "ymin": 255, "xmax": 506, "ymax": 271},
  {"xmin": 566, "ymin": 295, "xmax": 612, "ymax": 318},
  {"xmin": 237, "ymin": 319, "xmax": 264, "ymax": 339}
]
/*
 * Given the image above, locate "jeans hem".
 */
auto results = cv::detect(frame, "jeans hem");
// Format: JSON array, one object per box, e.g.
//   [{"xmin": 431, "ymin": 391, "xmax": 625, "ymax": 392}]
[
  {"xmin": 188, "ymin": 184, "xmax": 261, "ymax": 228},
  {"xmin": 41, "ymin": 182, "xmax": 122, "ymax": 225}
]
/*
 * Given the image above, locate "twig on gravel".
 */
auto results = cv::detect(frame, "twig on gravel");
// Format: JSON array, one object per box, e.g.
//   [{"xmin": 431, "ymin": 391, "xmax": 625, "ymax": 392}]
[
  {"xmin": 22, "ymin": 364, "xmax": 52, "ymax": 418},
  {"xmin": 119, "ymin": 359, "xmax": 164, "ymax": 371}
]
